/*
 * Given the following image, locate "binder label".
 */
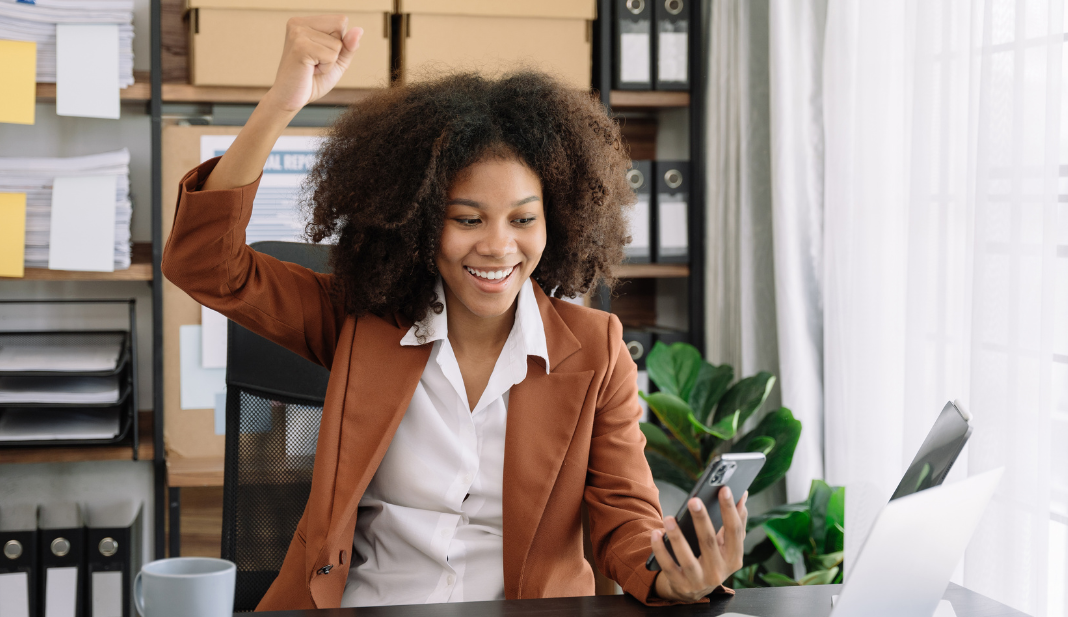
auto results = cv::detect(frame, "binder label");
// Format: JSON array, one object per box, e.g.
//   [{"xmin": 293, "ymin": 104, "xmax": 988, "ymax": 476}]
[
  {"xmin": 0, "ymin": 572, "xmax": 30, "ymax": 617},
  {"xmin": 626, "ymin": 198, "xmax": 651, "ymax": 254},
  {"xmin": 44, "ymin": 567, "xmax": 77, "ymax": 617},
  {"xmin": 91, "ymin": 571, "xmax": 123, "ymax": 617},
  {"xmin": 658, "ymin": 31, "xmax": 688, "ymax": 83},
  {"xmin": 620, "ymin": 32, "xmax": 651, "ymax": 83},
  {"xmin": 658, "ymin": 198, "xmax": 688, "ymax": 255}
]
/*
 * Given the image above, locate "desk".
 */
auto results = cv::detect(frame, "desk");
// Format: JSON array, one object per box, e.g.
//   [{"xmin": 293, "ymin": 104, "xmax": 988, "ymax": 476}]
[{"xmin": 255, "ymin": 583, "xmax": 1029, "ymax": 616}]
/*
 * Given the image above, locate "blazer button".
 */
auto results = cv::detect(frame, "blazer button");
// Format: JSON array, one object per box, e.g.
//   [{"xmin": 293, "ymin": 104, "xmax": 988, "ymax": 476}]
[{"xmin": 316, "ymin": 564, "xmax": 333, "ymax": 575}]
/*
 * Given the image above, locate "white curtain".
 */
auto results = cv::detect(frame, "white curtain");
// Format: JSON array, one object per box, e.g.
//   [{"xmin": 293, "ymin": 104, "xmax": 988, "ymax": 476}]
[
  {"xmin": 768, "ymin": 0, "xmax": 829, "ymax": 503},
  {"xmin": 816, "ymin": 1, "xmax": 1068, "ymax": 615},
  {"xmin": 704, "ymin": 0, "xmax": 783, "ymax": 423}
]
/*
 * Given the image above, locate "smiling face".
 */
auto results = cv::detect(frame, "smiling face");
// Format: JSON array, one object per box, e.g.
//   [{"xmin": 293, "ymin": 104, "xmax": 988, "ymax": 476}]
[{"xmin": 436, "ymin": 155, "xmax": 547, "ymax": 323}]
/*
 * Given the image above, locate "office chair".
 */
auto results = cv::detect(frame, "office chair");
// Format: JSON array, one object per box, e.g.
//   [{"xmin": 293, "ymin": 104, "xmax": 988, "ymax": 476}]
[{"xmin": 220, "ymin": 241, "xmax": 332, "ymax": 612}]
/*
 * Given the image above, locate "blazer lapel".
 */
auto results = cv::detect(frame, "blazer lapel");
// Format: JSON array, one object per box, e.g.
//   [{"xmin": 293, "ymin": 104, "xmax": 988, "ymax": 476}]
[{"xmin": 502, "ymin": 288, "xmax": 593, "ymax": 598}]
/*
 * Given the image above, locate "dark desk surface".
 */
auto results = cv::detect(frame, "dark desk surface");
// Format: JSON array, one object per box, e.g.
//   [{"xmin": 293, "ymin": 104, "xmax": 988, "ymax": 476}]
[{"xmin": 255, "ymin": 583, "xmax": 1030, "ymax": 617}]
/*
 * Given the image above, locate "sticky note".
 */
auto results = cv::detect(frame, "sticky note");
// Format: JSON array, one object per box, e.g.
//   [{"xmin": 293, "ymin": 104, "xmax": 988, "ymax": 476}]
[
  {"xmin": 49, "ymin": 175, "xmax": 116, "ymax": 272},
  {"xmin": 0, "ymin": 40, "xmax": 36, "ymax": 125},
  {"xmin": 180, "ymin": 325, "xmax": 226, "ymax": 410},
  {"xmin": 0, "ymin": 193, "xmax": 26, "ymax": 277},
  {"xmin": 56, "ymin": 24, "xmax": 120, "ymax": 119},
  {"xmin": 201, "ymin": 305, "xmax": 228, "ymax": 369}
]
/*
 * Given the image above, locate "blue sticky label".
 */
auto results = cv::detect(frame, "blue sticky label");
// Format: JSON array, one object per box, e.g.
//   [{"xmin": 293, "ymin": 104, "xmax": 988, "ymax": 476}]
[{"xmin": 16, "ymin": 0, "xmax": 35, "ymax": 5}]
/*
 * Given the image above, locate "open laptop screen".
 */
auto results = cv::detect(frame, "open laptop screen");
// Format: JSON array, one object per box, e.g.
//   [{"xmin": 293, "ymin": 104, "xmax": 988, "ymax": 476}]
[{"xmin": 889, "ymin": 400, "xmax": 973, "ymax": 501}]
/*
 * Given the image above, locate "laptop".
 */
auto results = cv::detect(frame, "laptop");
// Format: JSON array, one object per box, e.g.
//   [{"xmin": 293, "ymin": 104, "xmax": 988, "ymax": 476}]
[
  {"xmin": 829, "ymin": 467, "xmax": 1002, "ymax": 617},
  {"xmin": 890, "ymin": 400, "xmax": 973, "ymax": 501}
]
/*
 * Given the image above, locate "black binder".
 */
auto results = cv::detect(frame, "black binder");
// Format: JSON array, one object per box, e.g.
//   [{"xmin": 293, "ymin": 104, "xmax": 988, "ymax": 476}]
[
  {"xmin": 655, "ymin": 161, "xmax": 690, "ymax": 263},
  {"xmin": 654, "ymin": 0, "xmax": 690, "ymax": 90},
  {"xmin": 624, "ymin": 160, "xmax": 653, "ymax": 263},
  {"xmin": 1, "ymin": 504, "xmax": 38, "ymax": 617},
  {"xmin": 614, "ymin": 0, "xmax": 654, "ymax": 90},
  {"xmin": 85, "ymin": 501, "xmax": 142, "ymax": 617},
  {"xmin": 622, "ymin": 329, "xmax": 654, "ymax": 422},
  {"xmin": 39, "ymin": 502, "xmax": 85, "ymax": 617}
]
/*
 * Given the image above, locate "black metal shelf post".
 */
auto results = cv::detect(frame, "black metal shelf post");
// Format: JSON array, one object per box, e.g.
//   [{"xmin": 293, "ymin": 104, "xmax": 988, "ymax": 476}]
[{"xmin": 151, "ymin": 0, "xmax": 167, "ymax": 561}]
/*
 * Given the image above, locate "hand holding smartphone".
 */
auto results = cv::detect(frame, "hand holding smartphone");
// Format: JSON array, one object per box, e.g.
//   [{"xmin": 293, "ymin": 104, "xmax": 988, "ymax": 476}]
[{"xmin": 646, "ymin": 452, "xmax": 765, "ymax": 571}]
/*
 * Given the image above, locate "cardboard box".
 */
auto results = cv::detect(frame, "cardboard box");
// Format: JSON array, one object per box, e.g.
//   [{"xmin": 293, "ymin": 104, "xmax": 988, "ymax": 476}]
[
  {"xmin": 397, "ymin": 0, "xmax": 596, "ymax": 89},
  {"xmin": 187, "ymin": 0, "xmax": 392, "ymax": 88},
  {"xmin": 162, "ymin": 125, "xmax": 327, "ymax": 466}
]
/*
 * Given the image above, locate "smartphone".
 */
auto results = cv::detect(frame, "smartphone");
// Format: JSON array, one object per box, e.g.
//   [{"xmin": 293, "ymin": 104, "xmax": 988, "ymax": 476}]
[
  {"xmin": 645, "ymin": 452, "xmax": 766, "ymax": 571},
  {"xmin": 890, "ymin": 400, "xmax": 973, "ymax": 501}
]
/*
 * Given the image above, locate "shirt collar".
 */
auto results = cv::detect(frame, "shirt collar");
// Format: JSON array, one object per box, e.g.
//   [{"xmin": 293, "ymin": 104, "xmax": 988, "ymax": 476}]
[{"xmin": 401, "ymin": 278, "xmax": 550, "ymax": 374}]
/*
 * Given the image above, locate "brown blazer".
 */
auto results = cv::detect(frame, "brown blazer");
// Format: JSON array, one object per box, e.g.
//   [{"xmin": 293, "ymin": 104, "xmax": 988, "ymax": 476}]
[{"xmin": 163, "ymin": 158, "xmax": 725, "ymax": 610}]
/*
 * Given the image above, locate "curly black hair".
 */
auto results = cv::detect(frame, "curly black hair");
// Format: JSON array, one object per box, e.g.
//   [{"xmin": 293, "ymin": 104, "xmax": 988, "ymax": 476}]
[{"xmin": 303, "ymin": 70, "xmax": 634, "ymax": 325}]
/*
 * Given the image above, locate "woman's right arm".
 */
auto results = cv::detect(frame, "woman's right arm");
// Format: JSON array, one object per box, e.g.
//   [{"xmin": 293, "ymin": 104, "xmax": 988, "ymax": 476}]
[{"xmin": 162, "ymin": 16, "xmax": 363, "ymax": 367}]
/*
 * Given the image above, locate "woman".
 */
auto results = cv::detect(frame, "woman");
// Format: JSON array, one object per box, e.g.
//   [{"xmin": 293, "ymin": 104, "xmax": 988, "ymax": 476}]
[{"xmin": 162, "ymin": 15, "xmax": 748, "ymax": 610}]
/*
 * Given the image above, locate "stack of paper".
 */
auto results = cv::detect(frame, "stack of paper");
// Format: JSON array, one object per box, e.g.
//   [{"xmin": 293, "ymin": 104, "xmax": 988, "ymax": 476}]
[
  {"xmin": 0, "ymin": 0, "xmax": 134, "ymax": 87},
  {"xmin": 0, "ymin": 149, "xmax": 131, "ymax": 270},
  {"xmin": 0, "ymin": 333, "xmax": 125, "ymax": 373},
  {"xmin": 0, "ymin": 407, "xmax": 121, "ymax": 441},
  {"xmin": 0, "ymin": 374, "xmax": 121, "ymax": 405}
]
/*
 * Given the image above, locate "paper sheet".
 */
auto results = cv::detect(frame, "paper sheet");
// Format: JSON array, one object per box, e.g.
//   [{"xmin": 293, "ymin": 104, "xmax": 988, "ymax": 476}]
[
  {"xmin": 0, "ymin": 408, "xmax": 121, "ymax": 441},
  {"xmin": 620, "ymin": 32, "xmax": 650, "ymax": 83},
  {"xmin": 91, "ymin": 571, "xmax": 123, "ymax": 617},
  {"xmin": 0, "ymin": 374, "xmax": 120, "ymax": 404},
  {"xmin": 658, "ymin": 198, "xmax": 688, "ymax": 255},
  {"xmin": 179, "ymin": 325, "xmax": 225, "ymax": 410},
  {"xmin": 0, "ymin": 192, "xmax": 26, "ymax": 277},
  {"xmin": 0, "ymin": 338, "xmax": 123, "ymax": 373},
  {"xmin": 56, "ymin": 24, "xmax": 120, "ymax": 119},
  {"xmin": 0, "ymin": 39, "xmax": 36, "ymax": 125},
  {"xmin": 658, "ymin": 32, "xmax": 688, "ymax": 83},
  {"xmin": 48, "ymin": 175, "xmax": 117, "ymax": 271},
  {"xmin": 44, "ymin": 567, "xmax": 78, "ymax": 617},
  {"xmin": 200, "ymin": 135, "xmax": 324, "ymax": 245},
  {"xmin": 214, "ymin": 390, "xmax": 226, "ymax": 435},
  {"xmin": 0, "ymin": 572, "xmax": 30, "ymax": 617},
  {"xmin": 201, "ymin": 305, "xmax": 228, "ymax": 369}
]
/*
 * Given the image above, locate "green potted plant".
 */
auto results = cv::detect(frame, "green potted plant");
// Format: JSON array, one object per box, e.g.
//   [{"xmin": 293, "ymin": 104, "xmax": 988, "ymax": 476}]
[
  {"xmin": 737, "ymin": 480, "xmax": 845, "ymax": 588},
  {"xmin": 638, "ymin": 341, "xmax": 802, "ymax": 498}
]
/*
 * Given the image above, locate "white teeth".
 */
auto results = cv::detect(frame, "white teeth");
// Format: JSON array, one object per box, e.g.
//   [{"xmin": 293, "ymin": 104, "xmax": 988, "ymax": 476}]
[{"xmin": 465, "ymin": 265, "xmax": 514, "ymax": 281}]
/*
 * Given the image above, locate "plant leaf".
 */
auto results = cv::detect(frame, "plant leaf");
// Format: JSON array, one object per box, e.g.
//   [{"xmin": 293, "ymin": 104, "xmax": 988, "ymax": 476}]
[
  {"xmin": 814, "ymin": 551, "xmax": 844, "ymax": 571},
  {"xmin": 760, "ymin": 572, "xmax": 800, "ymax": 587},
  {"xmin": 639, "ymin": 422, "xmax": 702, "ymax": 477},
  {"xmin": 641, "ymin": 392, "xmax": 700, "ymax": 456},
  {"xmin": 743, "ymin": 436, "xmax": 776, "ymax": 456},
  {"xmin": 644, "ymin": 451, "xmax": 695, "ymax": 493},
  {"xmin": 746, "ymin": 501, "xmax": 809, "ymax": 530},
  {"xmin": 687, "ymin": 409, "xmax": 740, "ymax": 440},
  {"xmin": 689, "ymin": 362, "xmax": 734, "ymax": 423},
  {"xmin": 762, "ymin": 510, "xmax": 810, "ymax": 565},
  {"xmin": 825, "ymin": 487, "xmax": 845, "ymax": 553},
  {"xmin": 799, "ymin": 567, "xmax": 839, "ymax": 586},
  {"xmin": 807, "ymin": 479, "xmax": 834, "ymax": 550},
  {"xmin": 731, "ymin": 564, "xmax": 762, "ymax": 589},
  {"xmin": 713, "ymin": 371, "xmax": 776, "ymax": 427},
  {"xmin": 734, "ymin": 407, "xmax": 802, "ymax": 495},
  {"xmin": 646, "ymin": 341, "xmax": 703, "ymax": 401}
]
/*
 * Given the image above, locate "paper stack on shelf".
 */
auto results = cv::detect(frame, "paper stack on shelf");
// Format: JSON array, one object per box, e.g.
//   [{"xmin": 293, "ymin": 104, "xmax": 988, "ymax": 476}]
[
  {"xmin": 0, "ymin": 374, "xmax": 121, "ymax": 405},
  {"xmin": 0, "ymin": 333, "xmax": 124, "ymax": 373},
  {"xmin": 0, "ymin": 0, "xmax": 135, "ymax": 87},
  {"xmin": 0, "ymin": 149, "xmax": 131, "ymax": 270},
  {"xmin": 0, "ymin": 408, "xmax": 121, "ymax": 441}
]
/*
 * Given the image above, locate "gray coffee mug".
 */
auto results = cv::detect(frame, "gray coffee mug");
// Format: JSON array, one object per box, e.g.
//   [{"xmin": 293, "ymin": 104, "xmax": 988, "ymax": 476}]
[{"xmin": 134, "ymin": 557, "xmax": 236, "ymax": 617}]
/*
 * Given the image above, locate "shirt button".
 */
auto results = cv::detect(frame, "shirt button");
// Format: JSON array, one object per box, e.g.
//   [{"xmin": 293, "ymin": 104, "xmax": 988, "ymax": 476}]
[
  {"xmin": 440, "ymin": 529, "xmax": 449, "ymax": 537},
  {"xmin": 447, "ymin": 575, "xmax": 455, "ymax": 585},
  {"xmin": 462, "ymin": 474, "xmax": 473, "ymax": 484}
]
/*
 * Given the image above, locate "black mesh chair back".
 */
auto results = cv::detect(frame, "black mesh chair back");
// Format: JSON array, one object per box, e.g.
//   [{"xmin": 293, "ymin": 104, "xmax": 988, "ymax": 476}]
[{"xmin": 220, "ymin": 242, "xmax": 332, "ymax": 611}]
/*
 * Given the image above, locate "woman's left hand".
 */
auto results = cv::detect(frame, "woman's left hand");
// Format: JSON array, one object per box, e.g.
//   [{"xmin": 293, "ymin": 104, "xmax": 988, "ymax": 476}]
[{"xmin": 651, "ymin": 486, "xmax": 749, "ymax": 602}]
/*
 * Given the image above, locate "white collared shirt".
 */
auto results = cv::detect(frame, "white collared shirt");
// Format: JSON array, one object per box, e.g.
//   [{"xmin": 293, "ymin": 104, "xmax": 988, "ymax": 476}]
[{"xmin": 341, "ymin": 278, "xmax": 549, "ymax": 607}]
